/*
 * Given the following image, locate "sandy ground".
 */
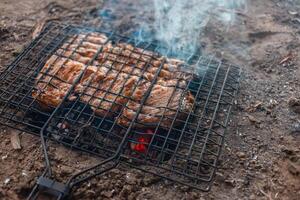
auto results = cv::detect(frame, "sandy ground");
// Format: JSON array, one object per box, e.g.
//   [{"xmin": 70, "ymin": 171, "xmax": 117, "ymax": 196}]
[{"xmin": 0, "ymin": 0, "xmax": 300, "ymax": 199}]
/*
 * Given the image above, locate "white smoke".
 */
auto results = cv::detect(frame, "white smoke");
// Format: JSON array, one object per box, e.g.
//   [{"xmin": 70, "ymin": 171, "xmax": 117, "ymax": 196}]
[{"xmin": 150, "ymin": 0, "xmax": 247, "ymax": 57}]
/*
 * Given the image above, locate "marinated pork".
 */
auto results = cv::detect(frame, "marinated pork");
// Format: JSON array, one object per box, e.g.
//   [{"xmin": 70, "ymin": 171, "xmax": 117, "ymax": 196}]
[
  {"xmin": 117, "ymin": 79, "xmax": 195, "ymax": 128},
  {"xmin": 33, "ymin": 32, "xmax": 195, "ymax": 129}
]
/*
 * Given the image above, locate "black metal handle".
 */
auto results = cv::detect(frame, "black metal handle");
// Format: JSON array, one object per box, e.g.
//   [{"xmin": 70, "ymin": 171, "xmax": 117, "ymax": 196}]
[{"xmin": 27, "ymin": 177, "xmax": 69, "ymax": 200}]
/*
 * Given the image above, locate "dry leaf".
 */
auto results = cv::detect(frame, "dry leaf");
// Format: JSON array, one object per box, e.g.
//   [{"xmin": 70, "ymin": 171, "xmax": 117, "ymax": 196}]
[
  {"xmin": 10, "ymin": 131, "xmax": 22, "ymax": 150},
  {"xmin": 247, "ymin": 114, "xmax": 261, "ymax": 124},
  {"xmin": 279, "ymin": 53, "xmax": 293, "ymax": 65},
  {"xmin": 246, "ymin": 101, "xmax": 263, "ymax": 112},
  {"xmin": 32, "ymin": 20, "xmax": 46, "ymax": 39},
  {"xmin": 32, "ymin": 16, "xmax": 61, "ymax": 39}
]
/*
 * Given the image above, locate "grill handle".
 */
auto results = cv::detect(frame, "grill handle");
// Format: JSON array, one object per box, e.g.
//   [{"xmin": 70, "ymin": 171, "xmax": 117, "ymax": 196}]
[
  {"xmin": 27, "ymin": 177, "xmax": 69, "ymax": 200},
  {"xmin": 27, "ymin": 157, "xmax": 119, "ymax": 200}
]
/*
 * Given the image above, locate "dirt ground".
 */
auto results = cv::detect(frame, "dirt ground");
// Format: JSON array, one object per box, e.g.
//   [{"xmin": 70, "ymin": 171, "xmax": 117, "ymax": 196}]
[{"xmin": 1, "ymin": 0, "xmax": 300, "ymax": 199}]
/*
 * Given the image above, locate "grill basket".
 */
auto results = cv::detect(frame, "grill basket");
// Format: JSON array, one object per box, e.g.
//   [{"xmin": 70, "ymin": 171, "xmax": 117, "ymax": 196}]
[{"xmin": 0, "ymin": 22, "xmax": 241, "ymax": 199}]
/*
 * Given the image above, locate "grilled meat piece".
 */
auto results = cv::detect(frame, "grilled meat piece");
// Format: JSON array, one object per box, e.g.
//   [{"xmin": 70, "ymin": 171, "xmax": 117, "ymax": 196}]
[
  {"xmin": 34, "ymin": 32, "xmax": 195, "ymax": 129},
  {"xmin": 75, "ymin": 67, "xmax": 138, "ymax": 117},
  {"xmin": 98, "ymin": 43, "xmax": 193, "ymax": 85},
  {"xmin": 32, "ymin": 32, "xmax": 108, "ymax": 108},
  {"xmin": 56, "ymin": 33, "xmax": 108, "ymax": 65},
  {"xmin": 56, "ymin": 36, "xmax": 191, "ymax": 81},
  {"xmin": 32, "ymin": 55, "xmax": 86, "ymax": 108},
  {"xmin": 117, "ymin": 79, "xmax": 195, "ymax": 129}
]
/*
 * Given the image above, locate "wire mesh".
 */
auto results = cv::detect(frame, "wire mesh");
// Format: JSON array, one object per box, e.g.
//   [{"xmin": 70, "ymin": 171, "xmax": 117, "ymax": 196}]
[{"xmin": 0, "ymin": 22, "xmax": 241, "ymax": 191}]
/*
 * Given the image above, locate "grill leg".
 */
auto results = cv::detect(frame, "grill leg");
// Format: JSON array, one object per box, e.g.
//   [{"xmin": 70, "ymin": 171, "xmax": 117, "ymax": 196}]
[{"xmin": 27, "ymin": 177, "xmax": 70, "ymax": 200}]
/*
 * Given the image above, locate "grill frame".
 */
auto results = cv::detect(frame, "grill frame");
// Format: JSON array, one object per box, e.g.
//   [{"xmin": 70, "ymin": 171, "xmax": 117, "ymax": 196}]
[{"xmin": 0, "ymin": 22, "xmax": 241, "ymax": 193}]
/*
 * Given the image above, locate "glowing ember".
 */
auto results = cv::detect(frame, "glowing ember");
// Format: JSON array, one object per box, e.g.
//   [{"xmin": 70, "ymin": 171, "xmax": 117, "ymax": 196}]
[{"xmin": 130, "ymin": 129, "xmax": 154, "ymax": 153}]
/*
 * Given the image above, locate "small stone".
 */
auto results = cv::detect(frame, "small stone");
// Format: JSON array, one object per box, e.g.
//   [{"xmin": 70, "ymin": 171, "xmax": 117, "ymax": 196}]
[
  {"xmin": 268, "ymin": 99, "xmax": 278, "ymax": 109},
  {"xmin": 288, "ymin": 97, "xmax": 300, "ymax": 114},
  {"xmin": 4, "ymin": 178, "xmax": 11, "ymax": 185},
  {"xmin": 237, "ymin": 152, "xmax": 246, "ymax": 159},
  {"xmin": 249, "ymin": 194, "xmax": 256, "ymax": 200},
  {"xmin": 101, "ymin": 190, "xmax": 114, "ymax": 198},
  {"xmin": 110, "ymin": 168, "xmax": 121, "ymax": 175},
  {"xmin": 224, "ymin": 179, "xmax": 236, "ymax": 187},
  {"xmin": 247, "ymin": 115, "xmax": 261, "ymax": 124},
  {"xmin": 215, "ymin": 172, "xmax": 225, "ymax": 182},
  {"xmin": 289, "ymin": 10, "xmax": 298, "ymax": 15},
  {"xmin": 10, "ymin": 131, "xmax": 22, "ymax": 150},
  {"xmin": 1, "ymin": 155, "xmax": 8, "ymax": 160},
  {"xmin": 60, "ymin": 165, "xmax": 73, "ymax": 176},
  {"xmin": 21, "ymin": 170, "xmax": 28, "ymax": 177},
  {"xmin": 125, "ymin": 172, "xmax": 138, "ymax": 185}
]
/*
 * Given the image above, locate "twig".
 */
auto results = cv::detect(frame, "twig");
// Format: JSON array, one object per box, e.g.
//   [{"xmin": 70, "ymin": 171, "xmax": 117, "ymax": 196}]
[{"xmin": 257, "ymin": 186, "xmax": 273, "ymax": 200}]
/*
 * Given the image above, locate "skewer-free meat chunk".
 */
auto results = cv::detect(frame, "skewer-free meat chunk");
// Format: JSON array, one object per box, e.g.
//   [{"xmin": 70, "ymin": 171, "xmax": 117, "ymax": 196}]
[
  {"xmin": 117, "ymin": 79, "xmax": 195, "ymax": 129},
  {"xmin": 32, "ymin": 55, "xmax": 86, "ymax": 108}
]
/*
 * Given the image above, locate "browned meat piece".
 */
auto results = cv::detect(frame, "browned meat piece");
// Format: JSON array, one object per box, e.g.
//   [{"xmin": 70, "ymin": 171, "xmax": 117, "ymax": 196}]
[
  {"xmin": 117, "ymin": 79, "xmax": 195, "ymax": 129},
  {"xmin": 32, "ymin": 55, "xmax": 86, "ymax": 108},
  {"xmin": 56, "ymin": 33, "xmax": 108, "ymax": 65},
  {"xmin": 56, "ymin": 36, "xmax": 191, "ymax": 81},
  {"xmin": 66, "ymin": 33, "xmax": 108, "ymax": 46},
  {"xmin": 34, "ymin": 32, "xmax": 195, "ymax": 129},
  {"xmin": 75, "ymin": 67, "xmax": 138, "ymax": 117},
  {"xmin": 99, "ymin": 43, "xmax": 192, "ymax": 82}
]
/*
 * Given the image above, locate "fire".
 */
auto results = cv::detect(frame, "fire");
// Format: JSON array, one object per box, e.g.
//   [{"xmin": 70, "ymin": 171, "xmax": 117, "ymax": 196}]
[{"xmin": 130, "ymin": 129, "xmax": 154, "ymax": 153}]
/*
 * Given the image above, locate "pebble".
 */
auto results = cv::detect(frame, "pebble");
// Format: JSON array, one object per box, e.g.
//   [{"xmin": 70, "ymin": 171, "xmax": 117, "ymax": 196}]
[
  {"xmin": 4, "ymin": 178, "xmax": 11, "ymax": 185},
  {"xmin": 60, "ymin": 165, "xmax": 73, "ymax": 176},
  {"xmin": 125, "ymin": 172, "xmax": 138, "ymax": 185},
  {"xmin": 189, "ymin": 191, "xmax": 199, "ymax": 199},
  {"xmin": 1, "ymin": 154, "xmax": 8, "ymax": 160},
  {"xmin": 21, "ymin": 170, "xmax": 28, "ymax": 177},
  {"xmin": 247, "ymin": 115, "xmax": 261, "ymax": 124},
  {"xmin": 237, "ymin": 152, "xmax": 246, "ymax": 159},
  {"xmin": 215, "ymin": 172, "xmax": 225, "ymax": 182},
  {"xmin": 101, "ymin": 190, "xmax": 114, "ymax": 198},
  {"xmin": 288, "ymin": 97, "xmax": 300, "ymax": 114},
  {"xmin": 289, "ymin": 10, "xmax": 298, "ymax": 15},
  {"xmin": 109, "ymin": 168, "xmax": 122, "ymax": 177},
  {"xmin": 224, "ymin": 179, "xmax": 236, "ymax": 187}
]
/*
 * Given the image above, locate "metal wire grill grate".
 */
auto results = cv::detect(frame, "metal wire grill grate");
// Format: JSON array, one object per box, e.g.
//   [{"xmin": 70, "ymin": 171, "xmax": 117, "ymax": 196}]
[
  {"xmin": 0, "ymin": 22, "xmax": 241, "ymax": 192},
  {"xmin": 123, "ymin": 58, "xmax": 240, "ymax": 190}
]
